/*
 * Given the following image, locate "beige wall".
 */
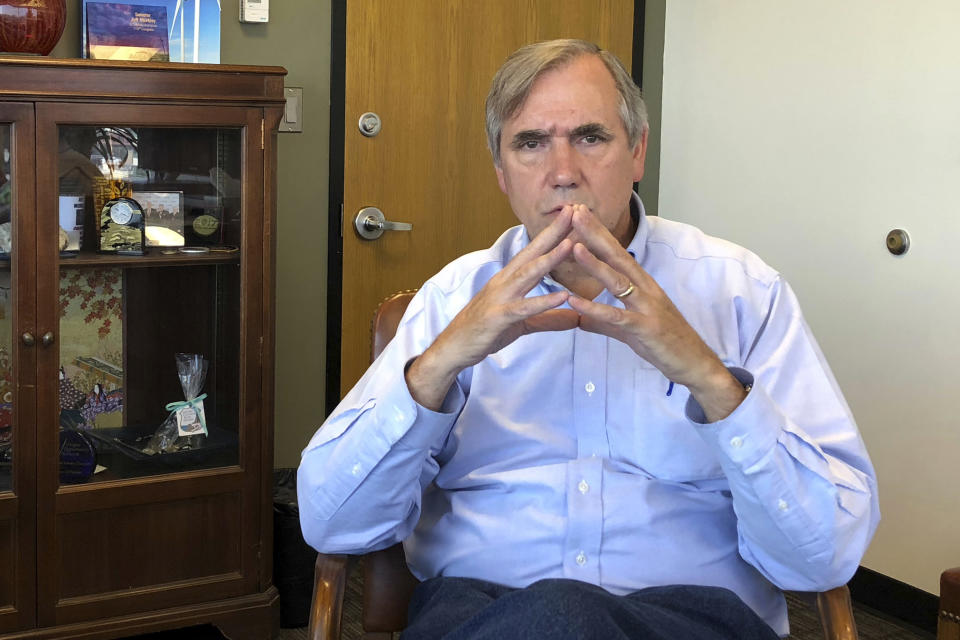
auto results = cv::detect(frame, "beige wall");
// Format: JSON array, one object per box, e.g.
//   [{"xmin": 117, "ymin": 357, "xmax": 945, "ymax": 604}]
[
  {"xmin": 657, "ymin": 1, "xmax": 959, "ymax": 594},
  {"xmin": 52, "ymin": 1, "xmax": 332, "ymax": 468}
]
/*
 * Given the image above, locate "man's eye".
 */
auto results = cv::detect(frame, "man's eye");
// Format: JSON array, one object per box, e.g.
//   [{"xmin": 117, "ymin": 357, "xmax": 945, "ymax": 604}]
[
  {"xmin": 581, "ymin": 134, "xmax": 602, "ymax": 144},
  {"xmin": 520, "ymin": 140, "xmax": 540, "ymax": 150}
]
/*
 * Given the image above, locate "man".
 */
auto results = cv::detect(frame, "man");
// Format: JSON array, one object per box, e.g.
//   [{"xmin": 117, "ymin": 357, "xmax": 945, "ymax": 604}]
[{"xmin": 299, "ymin": 39, "xmax": 879, "ymax": 639}]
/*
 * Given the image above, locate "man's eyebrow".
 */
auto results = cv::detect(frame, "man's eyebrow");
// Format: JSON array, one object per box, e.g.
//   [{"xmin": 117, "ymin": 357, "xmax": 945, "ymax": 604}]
[
  {"xmin": 510, "ymin": 129, "xmax": 550, "ymax": 147},
  {"xmin": 570, "ymin": 123, "xmax": 614, "ymax": 138}
]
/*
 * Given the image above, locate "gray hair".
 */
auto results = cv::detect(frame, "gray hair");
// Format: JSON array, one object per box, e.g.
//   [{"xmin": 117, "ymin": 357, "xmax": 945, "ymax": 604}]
[{"xmin": 485, "ymin": 39, "xmax": 648, "ymax": 166}]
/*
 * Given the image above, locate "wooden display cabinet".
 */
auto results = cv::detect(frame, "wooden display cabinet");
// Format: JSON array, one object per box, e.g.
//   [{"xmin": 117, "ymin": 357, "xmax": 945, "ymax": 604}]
[{"xmin": 0, "ymin": 57, "xmax": 285, "ymax": 639}]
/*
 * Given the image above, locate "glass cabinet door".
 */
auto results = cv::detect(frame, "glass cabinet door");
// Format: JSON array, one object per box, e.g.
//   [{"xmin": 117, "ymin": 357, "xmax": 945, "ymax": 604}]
[
  {"xmin": 0, "ymin": 102, "xmax": 37, "ymax": 634},
  {"xmin": 33, "ymin": 93, "xmax": 271, "ymax": 629},
  {"xmin": 53, "ymin": 123, "xmax": 246, "ymax": 485}
]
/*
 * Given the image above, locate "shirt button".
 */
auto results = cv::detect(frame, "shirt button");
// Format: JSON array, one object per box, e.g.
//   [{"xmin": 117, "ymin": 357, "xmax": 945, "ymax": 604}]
[
  {"xmin": 578, "ymin": 479, "xmax": 589, "ymax": 494},
  {"xmin": 777, "ymin": 499, "xmax": 789, "ymax": 512},
  {"xmin": 575, "ymin": 551, "xmax": 587, "ymax": 566},
  {"xmin": 584, "ymin": 382, "xmax": 595, "ymax": 394},
  {"xmin": 351, "ymin": 463, "xmax": 362, "ymax": 476},
  {"xmin": 729, "ymin": 436, "xmax": 743, "ymax": 449}
]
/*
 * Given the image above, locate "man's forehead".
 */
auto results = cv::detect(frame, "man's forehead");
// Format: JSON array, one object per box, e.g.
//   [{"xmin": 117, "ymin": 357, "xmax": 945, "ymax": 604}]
[
  {"xmin": 503, "ymin": 57, "xmax": 620, "ymax": 129},
  {"xmin": 503, "ymin": 101, "xmax": 621, "ymax": 137}
]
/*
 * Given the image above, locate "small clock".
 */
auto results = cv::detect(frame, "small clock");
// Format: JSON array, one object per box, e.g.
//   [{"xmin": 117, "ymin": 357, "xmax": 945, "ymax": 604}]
[
  {"xmin": 110, "ymin": 199, "xmax": 136, "ymax": 224},
  {"xmin": 99, "ymin": 197, "xmax": 146, "ymax": 254}
]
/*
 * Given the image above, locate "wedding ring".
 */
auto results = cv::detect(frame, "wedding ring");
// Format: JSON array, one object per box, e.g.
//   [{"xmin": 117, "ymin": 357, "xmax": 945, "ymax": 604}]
[{"xmin": 614, "ymin": 283, "xmax": 636, "ymax": 299}]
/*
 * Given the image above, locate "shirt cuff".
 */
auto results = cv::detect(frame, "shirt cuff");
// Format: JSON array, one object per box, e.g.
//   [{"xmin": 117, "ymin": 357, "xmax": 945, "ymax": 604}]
[
  {"xmin": 393, "ymin": 358, "xmax": 465, "ymax": 451},
  {"xmin": 686, "ymin": 367, "xmax": 781, "ymax": 469}
]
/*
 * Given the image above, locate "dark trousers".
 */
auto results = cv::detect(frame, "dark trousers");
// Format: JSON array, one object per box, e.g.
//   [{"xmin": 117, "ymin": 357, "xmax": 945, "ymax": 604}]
[{"xmin": 401, "ymin": 577, "xmax": 780, "ymax": 640}]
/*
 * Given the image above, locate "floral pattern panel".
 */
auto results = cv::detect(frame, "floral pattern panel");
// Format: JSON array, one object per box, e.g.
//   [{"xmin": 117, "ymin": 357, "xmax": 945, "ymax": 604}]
[
  {"xmin": 58, "ymin": 267, "xmax": 123, "ymax": 430},
  {"xmin": 0, "ymin": 124, "xmax": 12, "ymax": 490},
  {"xmin": 0, "ymin": 272, "xmax": 12, "ymax": 491}
]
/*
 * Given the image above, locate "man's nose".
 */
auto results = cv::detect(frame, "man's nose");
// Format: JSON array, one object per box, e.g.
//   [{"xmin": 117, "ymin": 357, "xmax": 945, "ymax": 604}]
[{"xmin": 548, "ymin": 141, "xmax": 581, "ymax": 189}]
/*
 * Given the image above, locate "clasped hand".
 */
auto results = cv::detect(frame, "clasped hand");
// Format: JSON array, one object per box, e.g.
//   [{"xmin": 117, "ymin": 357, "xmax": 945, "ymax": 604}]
[{"xmin": 406, "ymin": 205, "xmax": 745, "ymax": 420}]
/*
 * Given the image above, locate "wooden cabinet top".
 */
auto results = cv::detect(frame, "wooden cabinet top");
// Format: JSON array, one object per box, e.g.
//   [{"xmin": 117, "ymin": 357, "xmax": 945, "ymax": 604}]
[{"xmin": 0, "ymin": 56, "xmax": 287, "ymax": 106}]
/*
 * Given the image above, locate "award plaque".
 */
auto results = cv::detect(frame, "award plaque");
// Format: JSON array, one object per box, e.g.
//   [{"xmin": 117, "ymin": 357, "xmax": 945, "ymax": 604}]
[
  {"xmin": 192, "ymin": 214, "xmax": 220, "ymax": 239},
  {"xmin": 59, "ymin": 429, "xmax": 97, "ymax": 484},
  {"xmin": 99, "ymin": 197, "xmax": 146, "ymax": 254}
]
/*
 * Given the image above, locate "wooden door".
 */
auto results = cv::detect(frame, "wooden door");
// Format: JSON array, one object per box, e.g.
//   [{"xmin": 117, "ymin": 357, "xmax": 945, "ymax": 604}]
[
  {"xmin": 334, "ymin": 0, "xmax": 637, "ymax": 397},
  {"xmin": 0, "ymin": 103, "xmax": 37, "ymax": 634}
]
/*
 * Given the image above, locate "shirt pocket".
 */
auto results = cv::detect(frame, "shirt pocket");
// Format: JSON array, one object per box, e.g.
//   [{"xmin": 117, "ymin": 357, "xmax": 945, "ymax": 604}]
[{"xmin": 607, "ymin": 362, "xmax": 724, "ymax": 483}]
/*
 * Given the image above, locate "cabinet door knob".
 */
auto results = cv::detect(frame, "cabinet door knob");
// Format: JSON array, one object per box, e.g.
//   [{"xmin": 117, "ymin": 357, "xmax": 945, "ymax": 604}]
[
  {"xmin": 21, "ymin": 332, "xmax": 35, "ymax": 346},
  {"xmin": 41, "ymin": 332, "xmax": 55, "ymax": 347}
]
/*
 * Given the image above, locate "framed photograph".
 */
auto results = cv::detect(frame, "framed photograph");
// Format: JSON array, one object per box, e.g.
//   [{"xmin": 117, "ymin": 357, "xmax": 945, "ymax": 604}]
[
  {"xmin": 82, "ymin": 0, "xmax": 221, "ymax": 63},
  {"xmin": 84, "ymin": 2, "xmax": 171, "ymax": 62},
  {"xmin": 58, "ymin": 195, "xmax": 85, "ymax": 252},
  {"xmin": 136, "ymin": 191, "xmax": 185, "ymax": 247}
]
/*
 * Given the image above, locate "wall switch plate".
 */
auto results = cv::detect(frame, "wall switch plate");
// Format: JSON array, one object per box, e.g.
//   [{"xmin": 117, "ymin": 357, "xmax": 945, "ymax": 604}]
[
  {"xmin": 279, "ymin": 87, "xmax": 303, "ymax": 133},
  {"xmin": 239, "ymin": 0, "xmax": 268, "ymax": 23}
]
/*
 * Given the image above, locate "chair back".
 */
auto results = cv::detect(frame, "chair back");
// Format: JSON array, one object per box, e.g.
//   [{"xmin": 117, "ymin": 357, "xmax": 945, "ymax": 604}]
[
  {"xmin": 363, "ymin": 290, "xmax": 420, "ymax": 634},
  {"xmin": 371, "ymin": 290, "xmax": 417, "ymax": 361}
]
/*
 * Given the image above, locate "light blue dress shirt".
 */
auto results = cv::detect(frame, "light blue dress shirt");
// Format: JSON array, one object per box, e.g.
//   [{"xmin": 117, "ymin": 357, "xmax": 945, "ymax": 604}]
[{"xmin": 299, "ymin": 197, "xmax": 879, "ymax": 637}]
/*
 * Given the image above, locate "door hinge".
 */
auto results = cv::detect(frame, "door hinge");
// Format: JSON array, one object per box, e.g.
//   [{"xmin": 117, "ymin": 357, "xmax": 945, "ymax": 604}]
[
  {"xmin": 260, "ymin": 119, "xmax": 264, "ymax": 149},
  {"xmin": 339, "ymin": 203, "xmax": 344, "ymax": 238}
]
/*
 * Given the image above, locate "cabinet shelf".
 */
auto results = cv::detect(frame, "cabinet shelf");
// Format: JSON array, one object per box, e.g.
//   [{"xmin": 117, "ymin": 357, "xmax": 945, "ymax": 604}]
[
  {"xmin": 60, "ymin": 249, "xmax": 241, "ymax": 268},
  {"xmin": 0, "ymin": 250, "xmax": 240, "ymax": 270}
]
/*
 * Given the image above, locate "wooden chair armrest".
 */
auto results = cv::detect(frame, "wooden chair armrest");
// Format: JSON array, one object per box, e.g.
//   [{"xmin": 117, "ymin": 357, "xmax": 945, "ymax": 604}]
[
  {"xmin": 308, "ymin": 553, "xmax": 349, "ymax": 640},
  {"xmin": 940, "ymin": 567, "xmax": 960, "ymax": 640},
  {"xmin": 816, "ymin": 585, "xmax": 858, "ymax": 640}
]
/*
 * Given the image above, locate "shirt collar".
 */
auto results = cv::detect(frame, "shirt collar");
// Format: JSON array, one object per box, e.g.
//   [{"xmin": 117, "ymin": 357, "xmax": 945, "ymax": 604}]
[{"xmin": 625, "ymin": 192, "xmax": 650, "ymax": 264}]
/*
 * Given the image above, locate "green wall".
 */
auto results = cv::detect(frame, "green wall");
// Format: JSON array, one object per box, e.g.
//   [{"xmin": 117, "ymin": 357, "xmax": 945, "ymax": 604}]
[
  {"xmin": 636, "ymin": 0, "xmax": 664, "ymax": 218},
  {"xmin": 52, "ymin": 1, "xmax": 333, "ymax": 468}
]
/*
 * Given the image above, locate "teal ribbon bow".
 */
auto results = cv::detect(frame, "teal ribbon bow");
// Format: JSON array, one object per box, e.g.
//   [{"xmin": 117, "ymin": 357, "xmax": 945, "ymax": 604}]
[{"xmin": 165, "ymin": 392, "xmax": 208, "ymax": 433}]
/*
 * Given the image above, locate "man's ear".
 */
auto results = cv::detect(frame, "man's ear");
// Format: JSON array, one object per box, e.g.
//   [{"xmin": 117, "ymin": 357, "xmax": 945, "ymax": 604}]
[
  {"xmin": 632, "ymin": 127, "xmax": 649, "ymax": 182},
  {"xmin": 495, "ymin": 164, "xmax": 507, "ymax": 194}
]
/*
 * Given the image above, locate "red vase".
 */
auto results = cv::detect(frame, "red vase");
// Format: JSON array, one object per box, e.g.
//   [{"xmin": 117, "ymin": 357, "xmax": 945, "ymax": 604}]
[{"xmin": 0, "ymin": 0, "xmax": 67, "ymax": 56}]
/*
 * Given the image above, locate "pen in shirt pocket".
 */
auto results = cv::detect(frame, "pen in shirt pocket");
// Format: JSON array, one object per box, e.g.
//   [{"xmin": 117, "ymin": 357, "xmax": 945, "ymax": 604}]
[{"xmin": 666, "ymin": 381, "xmax": 675, "ymax": 396}]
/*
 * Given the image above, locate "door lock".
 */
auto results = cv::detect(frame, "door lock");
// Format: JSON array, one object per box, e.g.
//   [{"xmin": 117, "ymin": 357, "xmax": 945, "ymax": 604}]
[
  {"xmin": 358, "ymin": 112, "xmax": 382, "ymax": 137},
  {"xmin": 354, "ymin": 207, "xmax": 412, "ymax": 240}
]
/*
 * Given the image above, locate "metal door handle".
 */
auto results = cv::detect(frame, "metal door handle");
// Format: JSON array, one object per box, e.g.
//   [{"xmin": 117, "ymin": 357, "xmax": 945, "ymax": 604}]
[
  {"xmin": 21, "ymin": 332, "xmax": 34, "ymax": 347},
  {"xmin": 354, "ymin": 207, "xmax": 413, "ymax": 240},
  {"xmin": 41, "ymin": 332, "xmax": 55, "ymax": 347}
]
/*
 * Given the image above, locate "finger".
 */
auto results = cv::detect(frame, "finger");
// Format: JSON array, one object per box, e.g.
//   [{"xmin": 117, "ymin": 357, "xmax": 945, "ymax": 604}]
[
  {"xmin": 506, "ymin": 237, "xmax": 573, "ymax": 298},
  {"xmin": 507, "ymin": 289, "xmax": 570, "ymax": 321},
  {"xmin": 568, "ymin": 294, "xmax": 628, "ymax": 328},
  {"xmin": 570, "ymin": 206, "xmax": 643, "ymax": 277},
  {"xmin": 513, "ymin": 205, "xmax": 574, "ymax": 265},
  {"xmin": 567, "ymin": 296, "xmax": 635, "ymax": 348},
  {"xmin": 571, "ymin": 243, "xmax": 635, "ymax": 302},
  {"xmin": 523, "ymin": 308, "xmax": 580, "ymax": 334}
]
